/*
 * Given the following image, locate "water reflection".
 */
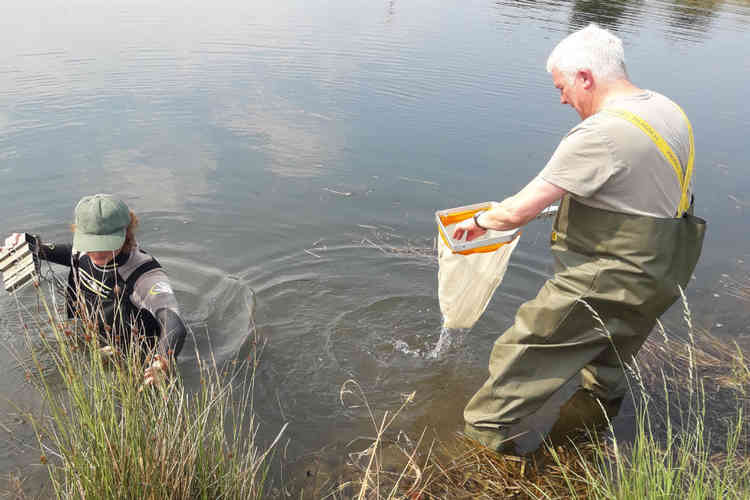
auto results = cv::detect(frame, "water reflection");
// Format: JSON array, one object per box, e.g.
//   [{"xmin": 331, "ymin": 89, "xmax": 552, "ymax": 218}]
[
  {"xmin": 211, "ymin": 97, "xmax": 343, "ymax": 178},
  {"xmin": 667, "ymin": 0, "xmax": 722, "ymax": 34},
  {"xmin": 568, "ymin": 0, "xmax": 643, "ymax": 31},
  {"xmin": 92, "ymin": 145, "xmax": 217, "ymax": 213},
  {"xmin": 730, "ymin": 0, "xmax": 750, "ymax": 19},
  {"xmin": 496, "ymin": 0, "xmax": 739, "ymax": 39},
  {"xmin": 385, "ymin": 0, "xmax": 396, "ymax": 23}
]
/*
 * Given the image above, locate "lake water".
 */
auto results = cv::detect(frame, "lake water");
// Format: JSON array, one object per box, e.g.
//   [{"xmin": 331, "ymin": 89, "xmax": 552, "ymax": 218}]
[{"xmin": 1, "ymin": 0, "xmax": 749, "ymax": 493}]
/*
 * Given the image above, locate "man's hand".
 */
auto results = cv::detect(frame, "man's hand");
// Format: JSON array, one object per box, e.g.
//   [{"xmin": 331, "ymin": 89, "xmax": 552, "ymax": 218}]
[
  {"xmin": 143, "ymin": 354, "xmax": 169, "ymax": 387},
  {"xmin": 452, "ymin": 218, "xmax": 487, "ymax": 242}
]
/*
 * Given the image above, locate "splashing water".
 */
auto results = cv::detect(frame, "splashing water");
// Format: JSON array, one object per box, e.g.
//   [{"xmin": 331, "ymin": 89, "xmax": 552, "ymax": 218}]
[
  {"xmin": 392, "ymin": 339, "xmax": 422, "ymax": 358},
  {"xmin": 426, "ymin": 325, "xmax": 468, "ymax": 359},
  {"xmin": 391, "ymin": 325, "xmax": 469, "ymax": 360}
]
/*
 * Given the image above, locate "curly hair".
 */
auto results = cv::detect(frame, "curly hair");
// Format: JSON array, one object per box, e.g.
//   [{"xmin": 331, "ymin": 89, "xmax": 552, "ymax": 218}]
[{"xmin": 121, "ymin": 211, "xmax": 139, "ymax": 253}]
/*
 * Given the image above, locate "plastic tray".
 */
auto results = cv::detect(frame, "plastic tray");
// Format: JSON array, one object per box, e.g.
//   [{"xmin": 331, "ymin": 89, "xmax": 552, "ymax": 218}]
[
  {"xmin": 0, "ymin": 235, "xmax": 38, "ymax": 293},
  {"xmin": 435, "ymin": 202, "xmax": 520, "ymax": 254}
]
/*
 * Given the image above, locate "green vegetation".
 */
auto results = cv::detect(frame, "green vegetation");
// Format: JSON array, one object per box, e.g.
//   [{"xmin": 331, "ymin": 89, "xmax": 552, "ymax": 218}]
[
  {"xmin": 328, "ymin": 294, "xmax": 750, "ymax": 499},
  {"xmin": 5, "ymin": 283, "xmax": 749, "ymax": 499},
  {"xmin": 11, "ymin": 286, "xmax": 283, "ymax": 500}
]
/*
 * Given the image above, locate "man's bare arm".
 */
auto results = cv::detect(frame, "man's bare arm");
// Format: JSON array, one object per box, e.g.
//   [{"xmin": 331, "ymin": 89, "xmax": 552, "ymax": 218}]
[{"xmin": 453, "ymin": 177, "xmax": 566, "ymax": 241}]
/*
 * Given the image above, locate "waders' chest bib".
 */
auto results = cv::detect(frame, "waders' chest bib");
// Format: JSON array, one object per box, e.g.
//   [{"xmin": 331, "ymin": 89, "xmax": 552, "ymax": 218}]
[
  {"xmin": 67, "ymin": 253, "xmax": 162, "ymax": 351},
  {"xmin": 549, "ymin": 195, "xmax": 705, "ymax": 320}
]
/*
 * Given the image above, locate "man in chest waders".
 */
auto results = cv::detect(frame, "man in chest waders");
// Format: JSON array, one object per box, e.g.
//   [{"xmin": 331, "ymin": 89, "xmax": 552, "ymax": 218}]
[{"xmin": 452, "ymin": 23, "xmax": 706, "ymax": 452}]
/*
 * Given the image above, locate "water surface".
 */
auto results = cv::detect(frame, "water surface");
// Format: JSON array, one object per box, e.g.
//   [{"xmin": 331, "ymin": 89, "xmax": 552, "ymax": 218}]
[{"xmin": 1, "ymin": 0, "xmax": 749, "ymax": 491}]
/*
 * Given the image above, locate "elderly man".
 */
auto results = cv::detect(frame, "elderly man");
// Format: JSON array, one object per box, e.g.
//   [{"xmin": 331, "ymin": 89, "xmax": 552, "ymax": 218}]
[
  {"xmin": 2, "ymin": 194, "xmax": 188, "ymax": 386},
  {"xmin": 453, "ymin": 24, "xmax": 706, "ymax": 451}
]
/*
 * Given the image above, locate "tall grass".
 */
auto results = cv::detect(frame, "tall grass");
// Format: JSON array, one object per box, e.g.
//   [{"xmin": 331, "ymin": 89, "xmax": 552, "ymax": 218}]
[
  {"xmin": 6, "ymin": 276, "xmax": 749, "ymax": 499},
  {"xmin": 544, "ymin": 292, "xmax": 750, "ymax": 499},
  {"xmin": 10, "ymin": 283, "xmax": 284, "ymax": 500},
  {"xmin": 330, "ymin": 293, "xmax": 750, "ymax": 499}
]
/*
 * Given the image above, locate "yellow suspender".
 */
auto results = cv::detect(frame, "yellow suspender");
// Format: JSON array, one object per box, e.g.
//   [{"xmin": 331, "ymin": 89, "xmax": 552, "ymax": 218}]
[{"xmin": 604, "ymin": 107, "xmax": 695, "ymax": 217}]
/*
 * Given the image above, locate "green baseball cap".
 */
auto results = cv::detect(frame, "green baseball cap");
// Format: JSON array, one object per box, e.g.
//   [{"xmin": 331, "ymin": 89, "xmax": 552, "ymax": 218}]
[{"xmin": 72, "ymin": 194, "xmax": 130, "ymax": 253}]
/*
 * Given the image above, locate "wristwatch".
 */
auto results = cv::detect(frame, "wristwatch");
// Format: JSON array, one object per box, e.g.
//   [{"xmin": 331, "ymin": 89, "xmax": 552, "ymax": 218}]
[{"xmin": 473, "ymin": 210, "xmax": 488, "ymax": 230}]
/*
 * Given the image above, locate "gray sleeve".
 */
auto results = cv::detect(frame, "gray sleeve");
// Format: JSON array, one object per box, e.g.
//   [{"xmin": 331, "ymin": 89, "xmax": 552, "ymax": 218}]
[
  {"xmin": 539, "ymin": 119, "xmax": 615, "ymax": 198},
  {"xmin": 131, "ymin": 269, "xmax": 187, "ymax": 358},
  {"xmin": 131, "ymin": 269, "xmax": 180, "ymax": 314}
]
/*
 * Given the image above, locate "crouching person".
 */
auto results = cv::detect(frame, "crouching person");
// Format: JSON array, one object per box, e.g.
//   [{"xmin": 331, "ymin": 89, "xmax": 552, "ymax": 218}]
[{"xmin": 2, "ymin": 193, "xmax": 187, "ymax": 387}]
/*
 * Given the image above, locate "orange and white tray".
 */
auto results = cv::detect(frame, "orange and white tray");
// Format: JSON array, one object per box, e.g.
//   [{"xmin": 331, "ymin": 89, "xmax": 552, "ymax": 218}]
[{"xmin": 435, "ymin": 203, "xmax": 558, "ymax": 255}]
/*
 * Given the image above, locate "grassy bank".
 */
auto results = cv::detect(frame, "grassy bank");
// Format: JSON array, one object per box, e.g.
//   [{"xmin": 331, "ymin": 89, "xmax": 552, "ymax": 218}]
[
  {"xmin": 7, "ymin": 286, "xmax": 283, "ymax": 500},
  {"xmin": 5, "ymin": 283, "xmax": 750, "ymax": 499},
  {"xmin": 330, "ymin": 296, "xmax": 750, "ymax": 499}
]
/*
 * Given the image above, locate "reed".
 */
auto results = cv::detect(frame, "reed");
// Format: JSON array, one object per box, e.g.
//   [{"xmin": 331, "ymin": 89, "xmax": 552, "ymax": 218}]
[{"xmin": 11, "ymin": 284, "xmax": 283, "ymax": 500}]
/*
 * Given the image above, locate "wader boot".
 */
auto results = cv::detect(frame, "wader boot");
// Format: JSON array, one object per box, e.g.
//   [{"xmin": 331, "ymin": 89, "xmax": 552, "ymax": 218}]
[
  {"xmin": 462, "ymin": 424, "xmax": 517, "ymax": 455},
  {"xmin": 464, "ymin": 195, "xmax": 705, "ymax": 452},
  {"xmin": 546, "ymin": 388, "xmax": 623, "ymax": 445}
]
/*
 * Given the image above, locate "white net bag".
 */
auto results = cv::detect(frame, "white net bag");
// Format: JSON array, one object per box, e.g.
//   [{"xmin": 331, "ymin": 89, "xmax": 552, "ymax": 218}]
[
  {"xmin": 436, "ymin": 203, "xmax": 558, "ymax": 329},
  {"xmin": 436, "ymin": 203, "xmax": 521, "ymax": 330}
]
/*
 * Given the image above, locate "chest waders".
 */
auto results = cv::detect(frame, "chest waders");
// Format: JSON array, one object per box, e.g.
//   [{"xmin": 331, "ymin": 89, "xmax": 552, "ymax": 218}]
[
  {"xmin": 67, "ymin": 254, "xmax": 162, "ymax": 353},
  {"xmin": 463, "ymin": 109, "xmax": 706, "ymax": 452}
]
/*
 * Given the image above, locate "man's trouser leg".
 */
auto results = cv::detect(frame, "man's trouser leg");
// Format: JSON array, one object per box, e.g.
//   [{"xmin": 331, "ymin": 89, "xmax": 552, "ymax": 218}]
[
  {"xmin": 463, "ymin": 264, "xmax": 654, "ymax": 451},
  {"xmin": 580, "ymin": 329, "xmax": 652, "ymax": 400},
  {"xmin": 546, "ymin": 331, "xmax": 654, "ymax": 443}
]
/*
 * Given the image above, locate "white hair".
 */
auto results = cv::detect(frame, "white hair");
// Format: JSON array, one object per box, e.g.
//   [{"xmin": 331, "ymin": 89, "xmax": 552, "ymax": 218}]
[{"xmin": 546, "ymin": 23, "xmax": 628, "ymax": 84}]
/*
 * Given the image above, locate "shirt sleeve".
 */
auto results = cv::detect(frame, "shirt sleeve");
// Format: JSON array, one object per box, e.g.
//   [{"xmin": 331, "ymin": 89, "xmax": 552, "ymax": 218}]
[
  {"xmin": 130, "ymin": 269, "xmax": 187, "ymax": 358},
  {"xmin": 26, "ymin": 234, "xmax": 73, "ymax": 267},
  {"xmin": 539, "ymin": 119, "xmax": 616, "ymax": 198}
]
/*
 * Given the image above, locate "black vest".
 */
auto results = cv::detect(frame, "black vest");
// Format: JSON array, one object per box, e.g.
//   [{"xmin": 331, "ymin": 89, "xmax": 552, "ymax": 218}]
[{"xmin": 66, "ymin": 250, "xmax": 162, "ymax": 351}]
